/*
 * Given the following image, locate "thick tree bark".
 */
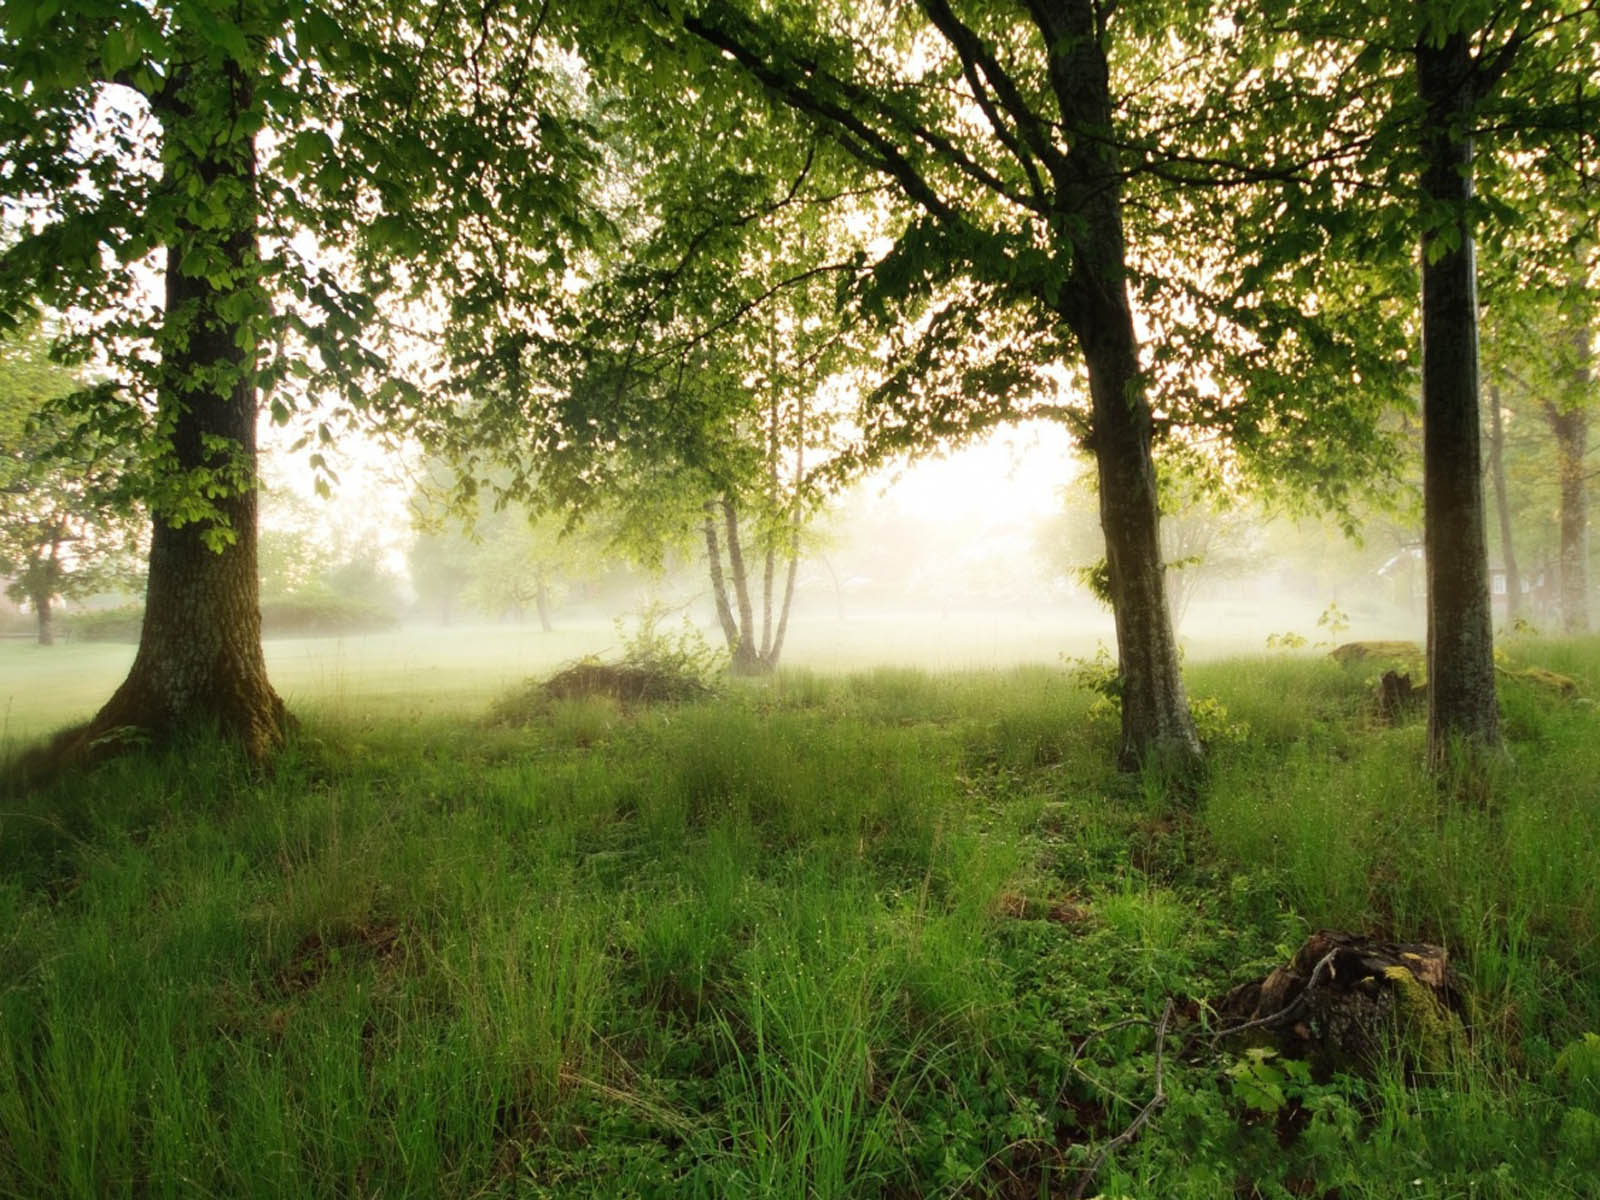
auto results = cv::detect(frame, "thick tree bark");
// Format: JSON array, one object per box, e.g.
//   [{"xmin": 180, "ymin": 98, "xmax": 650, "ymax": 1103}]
[
  {"xmin": 1486, "ymin": 383, "xmax": 1521, "ymax": 622},
  {"xmin": 62, "ymin": 60, "xmax": 286, "ymax": 762},
  {"xmin": 1077, "ymin": 315, "xmax": 1199, "ymax": 770},
  {"xmin": 1416, "ymin": 29, "xmax": 1500, "ymax": 762},
  {"xmin": 1042, "ymin": 0, "xmax": 1200, "ymax": 770}
]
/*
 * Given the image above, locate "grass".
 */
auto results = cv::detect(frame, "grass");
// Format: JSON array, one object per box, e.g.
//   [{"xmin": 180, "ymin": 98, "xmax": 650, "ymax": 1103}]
[{"xmin": 2, "ymin": 638, "xmax": 1599, "ymax": 1196}]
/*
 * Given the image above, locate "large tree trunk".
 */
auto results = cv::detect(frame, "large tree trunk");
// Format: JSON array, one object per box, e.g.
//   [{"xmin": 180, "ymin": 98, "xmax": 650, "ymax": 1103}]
[
  {"xmin": 1416, "ymin": 29, "xmax": 1500, "ymax": 763},
  {"xmin": 1043, "ymin": 0, "xmax": 1199, "ymax": 771},
  {"xmin": 1486, "ymin": 383, "xmax": 1521, "ymax": 623},
  {"xmin": 1078, "ymin": 318, "xmax": 1199, "ymax": 770},
  {"xmin": 60, "ymin": 59, "xmax": 286, "ymax": 763}
]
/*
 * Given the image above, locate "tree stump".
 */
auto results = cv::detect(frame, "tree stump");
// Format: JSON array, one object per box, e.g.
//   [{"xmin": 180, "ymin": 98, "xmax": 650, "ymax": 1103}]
[
  {"xmin": 1375, "ymin": 670, "xmax": 1425, "ymax": 720},
  {"xmin": 1216, "ymin": 931, "xmax": 1465, "ymax": 1075}
]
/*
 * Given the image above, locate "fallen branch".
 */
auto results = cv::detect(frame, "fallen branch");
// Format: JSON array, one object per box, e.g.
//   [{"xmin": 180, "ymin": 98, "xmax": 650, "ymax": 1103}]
[
  {"xmin": 1070, "ymin": 997, "xmax": 1174, "ymax": 1200},
  {"xmin": 1203, "ymin": 947, "xmax": 1340, "ymax": 1051}
]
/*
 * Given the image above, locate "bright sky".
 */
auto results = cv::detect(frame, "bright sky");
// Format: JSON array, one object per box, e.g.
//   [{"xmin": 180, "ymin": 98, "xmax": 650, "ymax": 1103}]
[
  {"xmin": 865, "ymin": 419, "xmax": 1082, "ymax": 523},
  {"xmin": 262, "ymin": 413, "xmax": 1085, "ymax": 575}
]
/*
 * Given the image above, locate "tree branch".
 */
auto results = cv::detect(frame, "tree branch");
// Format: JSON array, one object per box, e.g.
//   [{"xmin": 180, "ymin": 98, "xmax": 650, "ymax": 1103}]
[{"xmin": 913, "ymin": 0, "xmax": 1061, "ymax": 203}]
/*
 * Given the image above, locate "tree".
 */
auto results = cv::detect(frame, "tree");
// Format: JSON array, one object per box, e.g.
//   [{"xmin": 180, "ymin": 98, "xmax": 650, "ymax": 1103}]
[
  {"xmin": 700, "ymin": 387, "xmax": 815, "ymax": 673},
  {"xmin": 1483, "ymin": 271, "xmax": 1597, "ymax": 633},
  {"xmin": 627, "ymin": 0, "xmax": 1209, "ymax": 764},
  {"xmin": 408, "ymin": 455, "xmax": 626, "ymax": 631},
  {"xmin": 415, "ymin": 69, "xmax": 860, "ymax": 674},
  {"xmin": 1410, "ymin": 0, "xmax": 1596, "ymax": 758},
  {"xmin": 1484, "ymin": 379, "xmax": 1524, "ymax": 623},
  {"xmin": 1412, "ymin": 12, "xmax": 1503, "ymax": 758},
  {"xmin": 0, "ymin": 0, "xmax": 599, "ymax": 761},
  {"xmin": 638, "ymin": 1, "xmax": 1418, "ymax": 766},
  {"xmin": 1242, "ymin": 0, "xmax": 1598, "ymax": 763},
  {"xmin": 0, "ymin": 324, "xmax": 142, "ymax": 644}
]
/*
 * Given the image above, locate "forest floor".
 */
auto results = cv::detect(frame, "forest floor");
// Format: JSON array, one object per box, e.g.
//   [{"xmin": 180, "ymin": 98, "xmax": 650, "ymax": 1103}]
[{"xmin": 2, "ymin": 638, "xmax": 1598, "ymax": 1197}]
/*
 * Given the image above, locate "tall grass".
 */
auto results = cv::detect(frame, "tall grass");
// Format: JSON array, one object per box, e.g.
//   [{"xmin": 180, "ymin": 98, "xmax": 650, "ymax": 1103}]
[{"xmin": 3, "ymin": 653, "xmax": 1599, "ymax": 1196}]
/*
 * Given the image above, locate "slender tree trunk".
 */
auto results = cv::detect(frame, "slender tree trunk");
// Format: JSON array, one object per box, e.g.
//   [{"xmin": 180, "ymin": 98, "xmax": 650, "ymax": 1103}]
[
  {"xmin": 1416, "ymin": 28, "xmax": 1499, "ymax": 762},
  {"xmin": 768, "ymin": 546, "xmax": 801, "ymax": 668},
  {"xmin": 30, "ymin": 537, "xmax": 60, "ymax": 646},
  {"xmin": 760, "ymin": 392, "xmax": 779, "ymax": 659},
  {"xmin": 1041, "ymin": 0, "xmax": 1199, "ymax": 771},
  {"xmin": 764, "ymin": 403, "xmax": 805, "ymax": 669},
  {"xmin": 1487, "ymin": 383, "xmax": 1521, "ymax": 622},
  {"xmin": 1547, "ymin": 400, "xmax": 1589, "ymax": 633},
  {"xmin": 59, "ymin": 59, "xmax": 286, "ymax": 763},
  {"xmin": 820, "ymin": 554, "xmax": 846, "ymax": 623},
  {"xmin": 721, "ymin": 498, "xmax": 763, "ymax": 674},
  {"xmin": 534, "ymin": 574, "xmax": 553, "ymax": 633},
  {"xmin": 702, "ymin": 502, "xmax": 741, "ymax": 654}
]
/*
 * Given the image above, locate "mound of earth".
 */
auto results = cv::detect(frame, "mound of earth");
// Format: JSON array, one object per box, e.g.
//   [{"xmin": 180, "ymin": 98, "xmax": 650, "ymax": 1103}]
[
  {"xmin": 490, "ymin": 658, "xmax": 714, "ymax": 724},
  {"xmin": 541, "ymin": 660, "xmax": 714, "ymax": 703},
  {"xmin": 1329, "ymin": 640, "xmax": 1423, "ymax": 669},
  {"xmin": 1498, "ymin": 665, "xmax": 1580, "ymax": 697}
]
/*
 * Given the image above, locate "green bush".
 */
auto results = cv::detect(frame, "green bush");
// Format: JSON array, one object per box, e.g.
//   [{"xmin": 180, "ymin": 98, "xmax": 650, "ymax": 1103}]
[
  {"xmin": 65, "ymin": 604, "xmax": 144, "ymax": 642},
  {"xmin": 259, "ymin": 586, "xmax": 397, "ymax": 637},
  {"xmin": 67, "ymin": 589, "xmax": 397, "ymax": 643}
]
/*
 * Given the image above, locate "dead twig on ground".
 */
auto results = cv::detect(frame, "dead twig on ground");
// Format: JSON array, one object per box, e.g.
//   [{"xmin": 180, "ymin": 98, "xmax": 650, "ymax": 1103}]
[{"xmin": 1070, "ymin": 997, "xmax": 1174, "ymax": 1200}]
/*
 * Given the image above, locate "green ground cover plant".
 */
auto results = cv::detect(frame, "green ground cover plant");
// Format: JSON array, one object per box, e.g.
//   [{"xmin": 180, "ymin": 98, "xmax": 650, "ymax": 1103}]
[{"xmin": 3, "ymin": 642, "xmax": 1599, "ymax": 1197}]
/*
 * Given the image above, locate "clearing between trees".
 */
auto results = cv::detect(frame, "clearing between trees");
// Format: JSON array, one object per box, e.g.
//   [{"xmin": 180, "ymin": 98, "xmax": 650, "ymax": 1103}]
[{"xmin": 3, "ymin": 642, "xmax": 1599, "ymax": 1197}]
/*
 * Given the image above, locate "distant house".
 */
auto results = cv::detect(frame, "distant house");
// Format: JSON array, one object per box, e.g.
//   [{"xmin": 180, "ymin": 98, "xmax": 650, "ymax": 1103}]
[
  {"xmin": 1376, "ymin": 548, "xmax": 1558, "ymax": 623},
  {"xmin": 1489, "ymin": 564, "xmax": 1557, "ymax": 621}
]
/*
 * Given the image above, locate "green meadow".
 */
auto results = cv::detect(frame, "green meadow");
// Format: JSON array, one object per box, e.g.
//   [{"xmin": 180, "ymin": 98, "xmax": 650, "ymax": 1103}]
[{"xmin": 3, "ymin": 634, "xmax": 1600, "ymax": 1197}]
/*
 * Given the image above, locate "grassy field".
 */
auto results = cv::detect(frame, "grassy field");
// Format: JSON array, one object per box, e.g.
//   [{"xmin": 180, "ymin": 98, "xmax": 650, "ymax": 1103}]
[
  {"xmin": 3, "ymin": 634, "xmax": 1598, "ymax": 1197},
  {"xmin": 0, "ymin": 606, "xmax": 1418, "ymax": 747}
]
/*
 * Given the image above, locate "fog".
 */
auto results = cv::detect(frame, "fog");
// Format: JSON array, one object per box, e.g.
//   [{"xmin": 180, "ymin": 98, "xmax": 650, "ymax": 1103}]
[
  {"xmin": 251, "ymin": 419, "xmax": 1430, "ymax": 677},
  {"xmin": 3, "ymin": 418, "xmax": 1444, "ymax": 748}
]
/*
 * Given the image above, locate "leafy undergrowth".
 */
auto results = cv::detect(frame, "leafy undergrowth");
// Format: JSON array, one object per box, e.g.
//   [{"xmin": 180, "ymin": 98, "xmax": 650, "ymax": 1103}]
[{"xmin": 3, "ymin": 648, "xmax": 1600, "ymax": 1196}]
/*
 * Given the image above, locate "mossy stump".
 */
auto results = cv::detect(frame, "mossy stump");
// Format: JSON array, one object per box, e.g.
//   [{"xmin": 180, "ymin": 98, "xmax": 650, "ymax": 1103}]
[
  {"xmin": 1217, "ymin": 930, "xmax": 1465, "ymax": 1076},
  {"xmin": 1330, "ymin": 641, "xmax": 1424, "ymax": 670}
]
